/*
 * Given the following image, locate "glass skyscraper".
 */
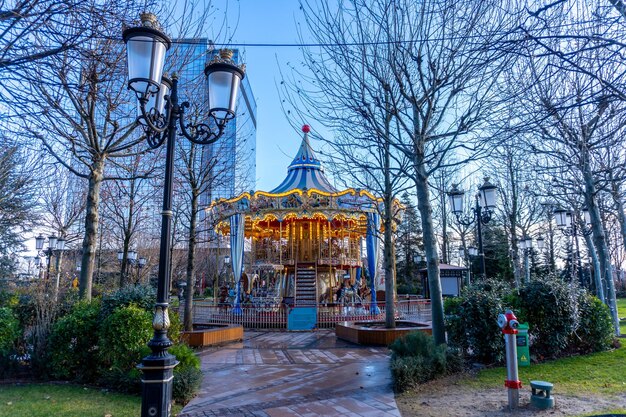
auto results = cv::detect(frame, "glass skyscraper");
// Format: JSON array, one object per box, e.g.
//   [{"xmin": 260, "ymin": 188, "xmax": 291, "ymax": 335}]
[{"xmin": 174, "ymin": 40, "xmax": 257, "ymax": 210}]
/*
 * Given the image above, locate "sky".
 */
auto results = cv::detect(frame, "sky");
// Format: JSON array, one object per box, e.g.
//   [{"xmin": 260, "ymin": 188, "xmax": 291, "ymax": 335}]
[{"xmin": 209, "ymin": 0, "xmax": 316, "ymax": 191}]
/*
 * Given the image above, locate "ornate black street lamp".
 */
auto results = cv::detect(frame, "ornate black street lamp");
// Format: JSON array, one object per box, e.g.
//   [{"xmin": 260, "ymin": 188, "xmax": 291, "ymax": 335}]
[
  {"xmin": 518, "ymin": 235, "xmax": 533, "ymax": 284},
  {"xmin": 447, "ymin": 177, "xmax": 497, "ymax": 279},
  {"xmin": 35, "ymin": 233, "xmax": 65, "ymax": 281},
  {"xmin": 123, "ymin": 12, "xmax": 244, "ymax": 417},
  {"xmin": 553, "ymin": 206, "xmax": 591, "ymax": 285}
]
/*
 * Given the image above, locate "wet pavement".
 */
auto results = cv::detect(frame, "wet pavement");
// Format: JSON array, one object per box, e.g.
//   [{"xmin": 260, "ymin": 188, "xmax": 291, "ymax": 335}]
[{"xmin": 179, "ymin": 330, "xmax": 400, "ymax": 417}]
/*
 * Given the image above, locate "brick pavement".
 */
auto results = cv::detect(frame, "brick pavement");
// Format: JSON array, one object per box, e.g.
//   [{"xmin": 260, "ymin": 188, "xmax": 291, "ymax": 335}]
[{"xmin": 179, "ymin": 330, "xmax": 400, "ymax": 417}]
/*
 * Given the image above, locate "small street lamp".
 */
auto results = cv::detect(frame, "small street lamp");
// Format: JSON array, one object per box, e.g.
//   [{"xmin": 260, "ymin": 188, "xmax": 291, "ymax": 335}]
[
  {"xmin": 123, "ymin": 12, "xmax": 244, "ymax": 417},
  {"xmin": 553, "ymin": 206, "xmax": 591, "ymax": 285},
  {"xmin": 35, "ymin": 233, "xmax": 65, "ymax": 281},
  {"xmin": 447, "ymin": 177, "xmax": 497, "ymax": 279},
  {"xmin": 518, "ymin": 235, "xmax": 534, "ymax": 284}
]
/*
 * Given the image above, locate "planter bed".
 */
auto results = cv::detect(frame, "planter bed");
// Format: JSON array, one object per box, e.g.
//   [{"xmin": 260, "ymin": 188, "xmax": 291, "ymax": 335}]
[
  {"xmin": 335, "ymin": 320, "xmax": 432, "ymax": 346},
  {"xmin": 181, "ymin": 323, "xmax": 243, "ymax": 347}
]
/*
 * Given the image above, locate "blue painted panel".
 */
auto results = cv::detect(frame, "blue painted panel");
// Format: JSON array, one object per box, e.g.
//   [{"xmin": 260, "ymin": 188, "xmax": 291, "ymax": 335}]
[{"xmin": 287, "ymin": 307, "xmax": 317, "ymax": 330}]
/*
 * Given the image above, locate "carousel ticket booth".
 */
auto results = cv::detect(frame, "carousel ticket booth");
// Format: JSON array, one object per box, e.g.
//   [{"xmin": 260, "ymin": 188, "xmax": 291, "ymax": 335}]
[{"xmin": 208, "ymin": 125, "xmax": 401, "ymax": 330}]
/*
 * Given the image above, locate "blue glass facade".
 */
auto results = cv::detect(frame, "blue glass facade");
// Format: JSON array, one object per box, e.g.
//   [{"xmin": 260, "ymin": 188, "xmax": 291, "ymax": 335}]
[{"xmin": 174, "ymin": 41, "xmax": 257, "ymax": 208}]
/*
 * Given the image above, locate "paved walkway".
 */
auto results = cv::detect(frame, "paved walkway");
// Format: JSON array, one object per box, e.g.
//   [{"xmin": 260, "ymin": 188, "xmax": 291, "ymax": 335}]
[{"xmin": 180, "ymin": 330, "xmax": 400, "ymax": 417}]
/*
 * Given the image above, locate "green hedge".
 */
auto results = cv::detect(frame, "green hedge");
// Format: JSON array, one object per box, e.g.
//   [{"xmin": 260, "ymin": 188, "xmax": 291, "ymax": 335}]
[
  {"xmin": 46, "ymin": 301, "xmax": 101, "ymax": 382},
  {"xmin": 446, "ymin": 277, "xmax": 614, "ymax": 364},
  {"xmin": 389, "ymin": 331, "xmax": 461, "ymax": 392}
]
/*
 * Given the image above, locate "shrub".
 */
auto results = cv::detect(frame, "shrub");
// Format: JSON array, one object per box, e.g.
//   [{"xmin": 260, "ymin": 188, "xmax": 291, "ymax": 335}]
[
  {"xmin": 572, "ymin": 293, "xmax": 614, "ymax": 354},
  {"xmin": 168, "ymin": 309, "xmax": 182, "ymax": 344},
  {"xmin": 517, "ymin": 277, "xmax": 579, "ymax": 359},
  {"xmin": 169, "ymin": 343, "xmax": 202, "ymax": 404},
  {"xmin": 0, "ymin": 307, "xmax": 19, "ymax": 356},
  {"xmin": 389, "ymin": 331, "xmax": 454, "ymax": 392},
  {"xmin": 98, "ymin": 304, "xmax": 152, "ymax": 391},
  {"xmin": 169, "ymin": 343, "xmax": 200, "ymax": 370},
  {"xmin": 100, "ymin": 284, "xmax": 156, "ymax": 318},
  {"xmin": 446, "ymin": 279, "xmax": 509, "ymax": 364},
  {"xmin": 46, "ymin": 300, "xmax": 101, "ymax": 382},
  {"xmin": 173, "ymin": 366, "xmax": 203, "ymax": 405}
]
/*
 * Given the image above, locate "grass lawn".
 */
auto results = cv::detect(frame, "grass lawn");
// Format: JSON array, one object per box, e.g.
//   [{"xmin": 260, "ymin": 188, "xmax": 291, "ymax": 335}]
[
  {"xmin": 468, "ymin": 342, "xmax": 626, "ymax": 396},
  {"xmin": 617, "ymin": 297, "xmax": 626, "ymax": 335},
  {"xmin": 0, "ymin": 383, "xmax": 183, "ymax": 417}
]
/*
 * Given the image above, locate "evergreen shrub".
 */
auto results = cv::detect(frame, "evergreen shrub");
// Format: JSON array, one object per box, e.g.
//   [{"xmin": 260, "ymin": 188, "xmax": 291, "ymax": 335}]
[
  {"xmin": 445, "ymin": 279, "xmax": 508, "ymax": 364},
  {"xmin": 98, "ymin": 304, "xmax": 152, "ymax": 391},
  {"xmin": 573, "ymin": 293, "xmax": 614, "ymax": 353},
  {"xmin": 169, "ymin": 343, "xmax": 202, "ymax": 404},
  {"xmin": 389, "ymin": 331, "xmax": 457, "ymax": 392},
  {"xmin": 46, "ymin": 300, "xmax": 101, "ymax": 381},
  {"xmin": 517, "ymin": 277, "xmax": 579, "ymax": 359}
]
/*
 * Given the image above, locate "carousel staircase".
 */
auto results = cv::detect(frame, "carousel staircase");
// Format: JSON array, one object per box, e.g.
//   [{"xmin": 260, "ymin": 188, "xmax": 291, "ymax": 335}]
[{"xmin": 295, "ymin": 265, "xmax": 317, "ymax": 306}]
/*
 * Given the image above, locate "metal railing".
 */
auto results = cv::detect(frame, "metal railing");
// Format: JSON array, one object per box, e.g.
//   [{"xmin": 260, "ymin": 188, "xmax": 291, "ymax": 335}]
[{"xmin": 185, "ymin": 298, "xmax": 431, "ymax": 330}]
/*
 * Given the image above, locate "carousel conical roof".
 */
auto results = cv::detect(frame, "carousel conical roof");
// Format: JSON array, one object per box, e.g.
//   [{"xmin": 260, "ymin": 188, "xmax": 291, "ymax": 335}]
[{"xmin": 269, "ymin": 125, "xmax": 338, "ymax": 194}]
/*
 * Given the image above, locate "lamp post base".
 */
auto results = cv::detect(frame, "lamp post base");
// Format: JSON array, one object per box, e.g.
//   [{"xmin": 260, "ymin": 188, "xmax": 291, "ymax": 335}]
[{"xmin": 139, "ymin": 353, "xmax": 179, "ymax": 417}]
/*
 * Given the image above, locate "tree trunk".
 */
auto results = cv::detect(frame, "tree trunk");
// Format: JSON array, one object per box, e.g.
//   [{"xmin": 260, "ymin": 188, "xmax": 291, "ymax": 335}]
[
  {"xmin": 583, "ymin": 168, "xmax": 619, "ymax": 335},
  {"xmin": 383, "ymin": 172, "xmax": 395, "ymax": 328},
  {"xmin": 414, "ymin": 166, "xmax": 445, "ymax": 345},
  {"xmin": 119, "ymin": 179, "xmax": 136, "ymax": 288},
  {"xmin": 79, "ymin": 157, "xmax": 104, "ymax": 301},
  {"xmin": 184, "ymin": 191, "xmax": 199, "ymax": 331},
  {"xmin": 583, "ymin": 232, "xmax": 604, "ymax": 303},
  {"xmin": 610, "ymin": 180, "xmax": 626, "ymax": 252}
]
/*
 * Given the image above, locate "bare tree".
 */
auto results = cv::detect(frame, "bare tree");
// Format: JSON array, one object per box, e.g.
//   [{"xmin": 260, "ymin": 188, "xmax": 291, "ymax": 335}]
[{"xmin": 507, "ymin": 13, "xmax": 626, "ymax": 334}]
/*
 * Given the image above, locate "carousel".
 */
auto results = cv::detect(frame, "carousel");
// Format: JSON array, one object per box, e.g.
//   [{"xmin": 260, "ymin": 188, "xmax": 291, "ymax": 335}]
[{"xmin": 208, "ymin": 125, "xmax": 402, "ymax": 329}]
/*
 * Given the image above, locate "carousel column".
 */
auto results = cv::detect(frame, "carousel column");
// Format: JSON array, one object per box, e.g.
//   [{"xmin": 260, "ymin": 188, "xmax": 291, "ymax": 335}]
[
  {"xmin": 230, "ymin": 214, "xmax": 245, "ymax": 315},
  {"xmin": 366, "ymin": 212, "xmax": 381, "ymax": 315},
  {"xmin": 279, "ymin": 220, "xmax": 283, "ymax": 265}
]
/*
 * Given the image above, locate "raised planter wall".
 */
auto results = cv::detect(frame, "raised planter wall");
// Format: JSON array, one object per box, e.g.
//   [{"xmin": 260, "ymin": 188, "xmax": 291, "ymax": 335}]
[
  {"xmin": 181, "ymin": 324, "xmax": 243, "ymax": 347},
  {"xmin": 336, "ymin": 321, "xmax": 432, "ymax": 346}
]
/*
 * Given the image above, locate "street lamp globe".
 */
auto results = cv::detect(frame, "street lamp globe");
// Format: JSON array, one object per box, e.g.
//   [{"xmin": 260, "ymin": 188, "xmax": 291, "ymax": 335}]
[
  {"xmin": 140, "ymin": 75, "xmax": 171, "ymax": 122},
  {"xmin": 468, "ymin": 247, "xmax": 478, "ymax": 257},
  {"xmin": 122, "ymin": 12, "xmax": 171, "ymax": 98},
  {"xmin": 553, "ymin": 207, "xmax": 569, "ymax": 228},
  {"xmin": 117, "ymin": 250, "xmax": 124, "ymax": 262},
  {"xmin": 205, "ymin": 49, "xmax": 246, "ymax": 123},
  {"xmin": 56, "ymin": 237, "xmax": 66, "ymax": 251},
  {"xmin": 139, "ymin": 257, "xmax": 147, "ymax": 268},
  {"xmin": 536, "ymin": 236, "xmax": 545, "ymax": 250},
  {"xmin": 447, "ymin": 184, "xmax": 465, "ymax": 215},
  {"xmin": 48, "ymin": 234, "xmax": 58, "ymax": 250},
  {"xmin": 35, "ymin": 234, "xmax": 45, "ymax": 251},
  {"xmin": 523, "ymin": 235, "xmax": 532, "ymax": 249},
  {"xmin": 478, "ymin": 177, "xmax": 497, "ymax": 210},
  {"xmin": 582, "ymin": 207, "xmax": 591, "ymax": 226},
  {"xmin": 128, "ymin": 250, "xmax": 138, "ymax": 261}
]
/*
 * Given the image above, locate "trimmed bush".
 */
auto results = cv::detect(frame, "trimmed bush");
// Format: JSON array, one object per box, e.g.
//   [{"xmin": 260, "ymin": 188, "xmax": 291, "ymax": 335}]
[
  {"xmin": 0, "ymin": 307, "xmax": 19, "ymax": 356},
  {"xmin": 46, "ymin": 300, "xmax": 101, "ymax": 382},
  {"xmin": 169, "ymin": 343, "xmax": 202, "ymax": 404},
  {"xmin": 389, "ymin": 331, "xmax": 456, "ymax": 392},
  {"xmin": 98, "ymin": 304, "xmax": 152, "ymax": 391},
  {"xmin": 517, "ymin": 277, "xmax": 579, "ymax": 359},
  {"xmin": 100, "ymin": 285, "xmax": 156, "ymax": 317},
  {"xmin": 168, "ymin": 309, "xmax": 182, "ymax": 344},
  {"xmin": 173, "ymin": 366, "xmax": 203, "ymax": 405},
  {"xmin": 572, "ymin": 293, "xmax": 614, "ymax": 354},
  {"xmin": 445, "ymin": 279, "xmax": 508, "ymax": 364}
]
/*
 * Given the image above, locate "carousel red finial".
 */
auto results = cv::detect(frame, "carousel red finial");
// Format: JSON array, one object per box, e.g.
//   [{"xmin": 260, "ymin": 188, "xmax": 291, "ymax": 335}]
[{"xmin": 302, "ymin": 124, "xmax": 310, "ymax": 133}]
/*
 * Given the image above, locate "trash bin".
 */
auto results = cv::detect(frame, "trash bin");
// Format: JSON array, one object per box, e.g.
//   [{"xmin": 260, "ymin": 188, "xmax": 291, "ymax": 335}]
[{"xmin": 517, "ymin": 323, "xmax": 530, "ymax": 367}]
